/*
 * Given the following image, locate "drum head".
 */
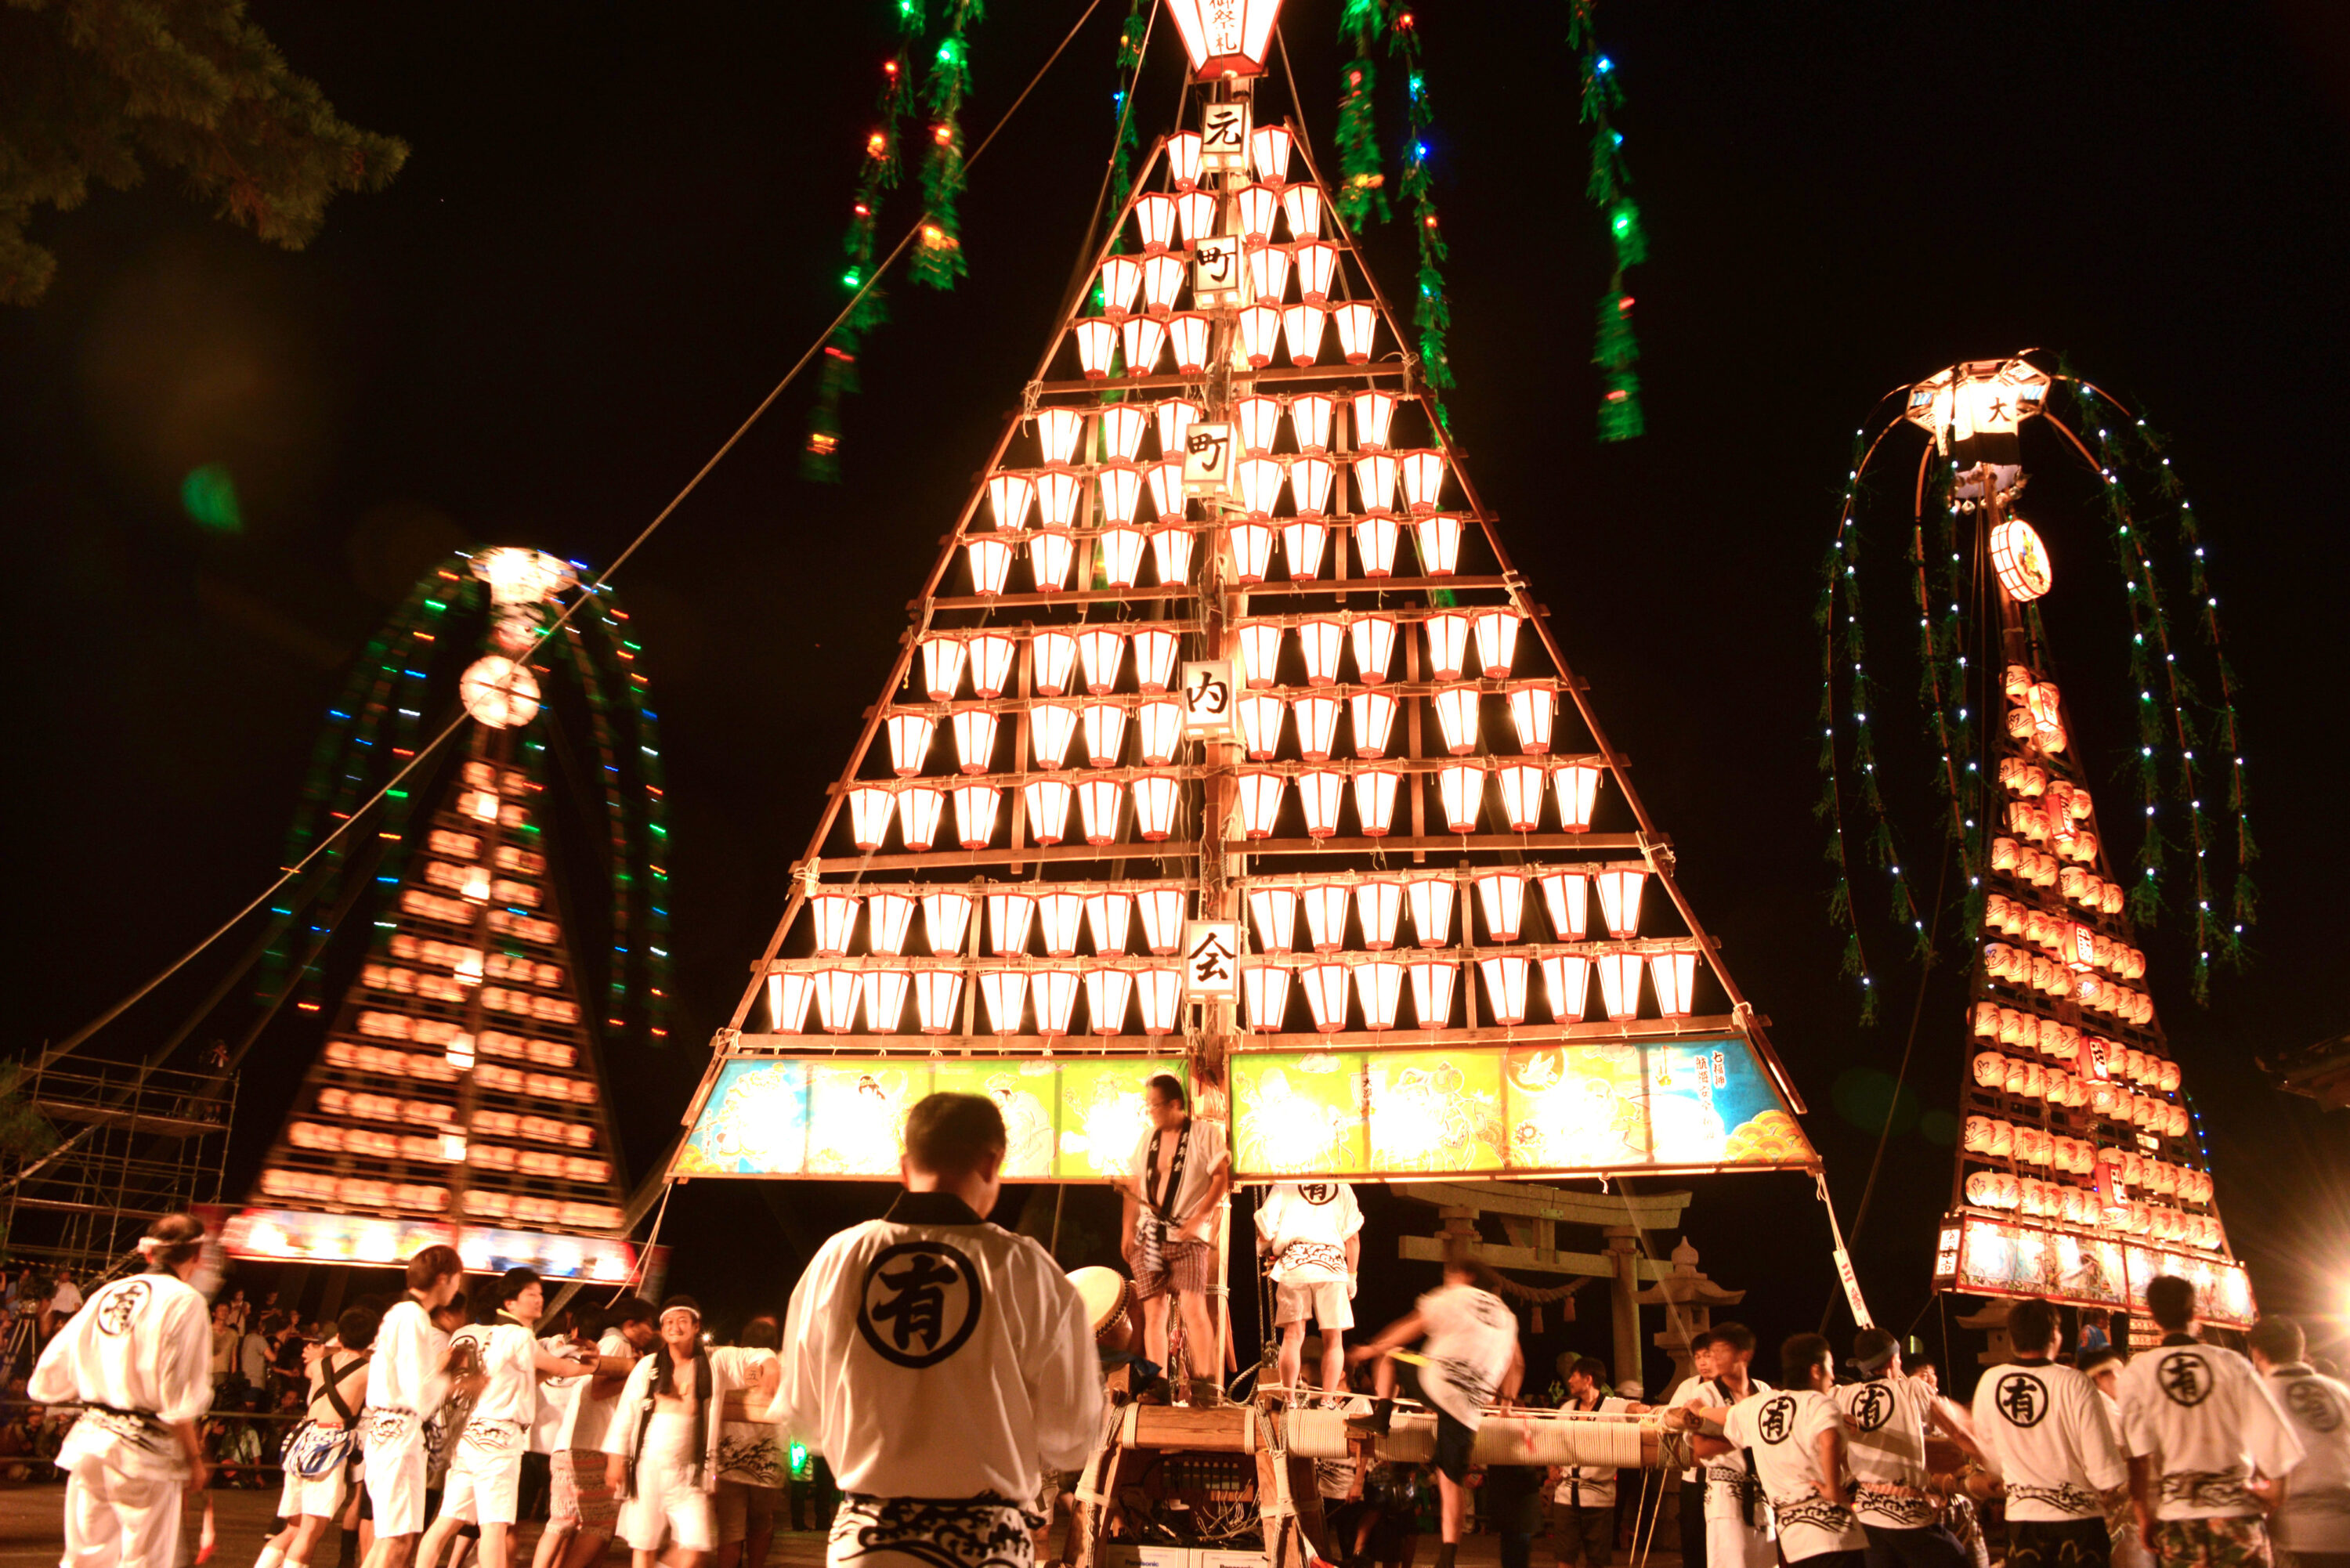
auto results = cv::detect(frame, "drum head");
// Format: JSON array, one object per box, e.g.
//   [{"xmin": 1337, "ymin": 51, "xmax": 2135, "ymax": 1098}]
[{"xmin": 1068, "ymin": 1266, "xmax": 1135, "ymax": 1348}]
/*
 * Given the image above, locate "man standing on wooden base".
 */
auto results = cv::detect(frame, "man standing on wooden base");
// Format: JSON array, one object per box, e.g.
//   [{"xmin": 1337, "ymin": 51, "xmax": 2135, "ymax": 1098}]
[
  {"xmin": 1121, "ymin": 1075, "xmax": 1231, "ymax": 1406},
  {"xmin": 1256, "ymin": 1180, "xmax": 1362, "ymax": 1398}
]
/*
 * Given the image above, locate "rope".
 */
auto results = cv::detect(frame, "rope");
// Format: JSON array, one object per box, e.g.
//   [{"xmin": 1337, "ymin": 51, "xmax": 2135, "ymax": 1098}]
[{"xmin": 29, "ymin": 0, "xmax": 1111, "ymax": 1076}]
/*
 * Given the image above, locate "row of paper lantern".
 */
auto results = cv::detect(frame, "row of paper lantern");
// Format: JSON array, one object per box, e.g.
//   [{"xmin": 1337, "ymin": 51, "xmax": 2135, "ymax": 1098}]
[
  {"xmin": 1982, "ymin": 941, "xmax": 2156, "ymax": 1024},
  {"xmin": 1987, "ymin": 844, "xmax": 2127, "ymax": 914},
  {"xmin": 1072, "ymin": 299, "xmax": 1380, "ymax": 379},
  {"xmin": 1097, "ymin": 233, "xmax": 1351, "ymax": 320},
  {"xmin": 1970, "ymin": 1006, "xmax": 2181, "ymax": 1089},
  {"xmin": 844, "ymin": 758, "xmax": 1605, "ymax": 851},
  {"xmin": 422, "ymin": 859, "xmax": 540, "ymax": 904},
  {"xmin": 882, "ymin": 687, "xmax": 1564, "ymax": 776},
  {"xmin": 765, "ymin": 949, "xmax": 1697, "ymax": 1038},
  {"xmin": 1962, "ymin": 1118, "xmax": 2203, "ymax": 1180},
  {"xmin": 424, "ymin": 827, "xmax": 544, "ymax": 875},
  {"xmin": 1981, "ymin": 896, "xmax": 2146, "ymax": 979},
  {"xmin": 467, "ymin": 1060, "xmax": 599, "ymax": 1105},
  {"xmin": 964, "ymin": 515, "xmax": 1473, "ymax": 594},
  {"xmin": 1157, "ymin": 122, "xmax": 1303, "ymax": 193},
  {"xmin": 1998, "ymin": 758, "xmax": 2090, "ymax": 812},
  {"xmin": 262, "ymin": 1168, "xmax": 459, "ymax": 1218},
  {"xmin": 991, "ymin": 443, "xmax": 1448, "ymax": 526},
  {"xmin": 345, "ymin": 1016, "xmax": 579, "ymax": 1077},
  {"xmin": 486, "ymin": 908, "xmax": 559, "ymax": 947},
  {"xmin": 1014, "ymin": 392, "xmax": 1415, "ymax": 472},
  {"xmin": 794, "ymin": 871, "xmax": 1647, "ymax": 965},
  {"xmin": 1961, "ymin": 1172, "xmax": 2223, "ymax": 1248},
  {"xmin": 1969, "ymin": 1051, "xmax": 2186, "ymax": 1127},
  {"xmin": 2004, "ymin": 801, "xmax": 2100, "ymax": 862},
  {"xmin": 1126, "ymin": 165, "xmax": 1324, "ymax": 256}
]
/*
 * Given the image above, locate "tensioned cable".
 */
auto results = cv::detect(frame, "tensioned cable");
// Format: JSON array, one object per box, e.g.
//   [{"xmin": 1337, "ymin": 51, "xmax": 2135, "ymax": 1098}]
[{"xmin": 31, "ymin": 0, "xmax": 1111, "ymax": 1077}]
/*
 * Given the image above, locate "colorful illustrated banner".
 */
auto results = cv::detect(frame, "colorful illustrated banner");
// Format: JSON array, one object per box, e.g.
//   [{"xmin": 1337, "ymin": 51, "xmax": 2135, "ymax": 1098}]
[
  {"xmin": 1231, "ymin": 1036, "xmax": 1812, "ymax": 1179},
  {"xmin": 676, "ymin": 1055, "xmax": 1182, "ymax": 1181},
  {"xmin": 1950, "ymin": 1213, "xmax": 2254, "ymax": 1328},
  {"xmin": 220, "ymin": 1207, "xmax": 636, "ymax": 1281}
]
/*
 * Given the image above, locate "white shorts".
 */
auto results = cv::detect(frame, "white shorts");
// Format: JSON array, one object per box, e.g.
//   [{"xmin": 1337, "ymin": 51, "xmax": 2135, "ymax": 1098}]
[
  {"xmin": 621, "ymin": 1458, "xmax": 716, "ymax": 1554},
  {"xmin": 363, "ymin": 1423, "xmax": 429, "ymax": 1537},
  {"xmin": 439, "ymin": 1422, "xmax": 528, "ymax": 1527},
  {"xmin": 64, "ymin": 1456, "xmax": 183, "ymax": 1568},
  {"xmin": 279, "ymin": 1461, "xmax": 351, "ymax": 1523},
  {"xmin": 1274, "ymin": 1277, "xmax": 1354, "ymax": 1331}
]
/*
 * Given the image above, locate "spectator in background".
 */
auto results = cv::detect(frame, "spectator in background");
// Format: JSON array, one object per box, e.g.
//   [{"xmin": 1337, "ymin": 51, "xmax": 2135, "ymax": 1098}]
[
  {"xmin": 49, "ymin": 1266, "xmax": 82, "ymax": 1320},
  {"xmin": 1550, "ymin": 1356, "xmax": 1636, "ymax": 1568},
  {"xmin": 212, "ymin": 1299, "xmax": 240, "ymax": 1389},
  {"xmin": 2081, "ymin": 1311, "xmax": 2112, "ymax": 1357}
]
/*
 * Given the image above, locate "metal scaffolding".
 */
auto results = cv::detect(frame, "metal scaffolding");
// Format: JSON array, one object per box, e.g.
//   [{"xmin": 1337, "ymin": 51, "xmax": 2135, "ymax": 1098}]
[{"xmin": 3, "ymin": 1059, "xmax": 237, "ymax": 1275}]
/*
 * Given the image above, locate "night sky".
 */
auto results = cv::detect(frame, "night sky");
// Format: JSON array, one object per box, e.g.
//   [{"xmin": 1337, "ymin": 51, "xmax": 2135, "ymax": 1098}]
[{"xmin": 6, "ymin": 3, "xmax": 2347, "ymax": 1386}]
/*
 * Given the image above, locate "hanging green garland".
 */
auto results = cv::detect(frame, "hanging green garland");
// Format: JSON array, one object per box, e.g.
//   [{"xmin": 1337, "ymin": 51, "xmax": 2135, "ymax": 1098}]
[
  {"xmin": 1106, "ymin": 0, "xmax": 1148, "ymax": 230},
  {"xmin": 802, "ymin": 2, "xmax": 927, "ymax": 482},
  {"xmin": 913, "ymin": 0, "xmax": 983, "ymax": 290},
  {"xmin": 1334, "ymin": 0, "xmax": 1390, "ymax": 230},
  {"xmin": 1567, "ymin": 2, "xmax": 1645, "ymax": 440},
  {"xmin": 1386, "ymin": 9, "xmax": 1454, "ymax": 408}
]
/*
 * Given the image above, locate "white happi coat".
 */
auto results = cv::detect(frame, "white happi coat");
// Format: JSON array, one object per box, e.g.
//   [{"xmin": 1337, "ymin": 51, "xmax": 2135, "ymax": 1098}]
[
  {"xmin": 1255, "ymin": 1182, "xmax": 1362, "ymax": 1285},
  {"xmin": 31, "ymin": 1270, "xmax": 215, "ymax": 1479},
  {"xmin": 602, "ymin": 1344, "xmax": 768, "ymax": 1498},
  {"xmin": 2117, "ymin": 1337, "xmax": 2304, "ymax": 1519},
  {"xmin": 772, "ymin": 1190, "xmax": 1103, "ymax": 1501}
]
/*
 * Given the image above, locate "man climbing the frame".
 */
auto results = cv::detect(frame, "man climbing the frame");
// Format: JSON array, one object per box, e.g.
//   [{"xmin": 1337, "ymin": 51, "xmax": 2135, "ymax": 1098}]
[
  {"xmin": 2119, "ymin": 1275, "xmax": 2302, "ymax": 1568},
  {"xmin": 1121, "ymin": 1075, "xmax": 1232, "ymax": 1406},
  {"xmin": 1676, "ymin": 1334, "xmax": 1868, "ymax": 1568},
  {"xmin": 1346, "ymin": 1244, "xmax": 1527, "ymax": 1568},
  {"xmin": 773, "ymin": 1091, "xmax": 1102, "ymax": 1568},
  {"xmin": 363, "ymin": 1245, "xmax": 468, "ymax": 1568},
  {"xmin": 1256, "ymin": 1178, "xmax": 1363, "ymax": 1399},
  {"xmin": 1835, "ymin": 1328, "xmax": 1983, "ymax": 1568},
  {"xmin": 32, "ymin": 1211, "xmax": 216, "ymax": 1568},
  {"xmin": 1969, "ymin": 1296, "xmax": 2131, "ymax": 1568}
]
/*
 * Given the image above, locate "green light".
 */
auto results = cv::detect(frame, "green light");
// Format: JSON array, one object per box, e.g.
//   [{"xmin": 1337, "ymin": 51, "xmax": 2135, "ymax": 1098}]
[
  {"xmin": 841, "ymin": 268, "xmax": 861, "ymax": 289},
  {"xmin": 789, "ymin": 1441, "xmax": 811, "ymax": 1479},
  {"xmin": 181, "ymin": 464, "xmax": 243, "ymax": 533}
]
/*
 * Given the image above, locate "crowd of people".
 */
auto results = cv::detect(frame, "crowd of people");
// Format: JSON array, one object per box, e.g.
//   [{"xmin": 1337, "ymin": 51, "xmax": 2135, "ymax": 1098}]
[{"xmin": 19, "ymin": 1093, "xmax": 2350, "ymax": 1568}]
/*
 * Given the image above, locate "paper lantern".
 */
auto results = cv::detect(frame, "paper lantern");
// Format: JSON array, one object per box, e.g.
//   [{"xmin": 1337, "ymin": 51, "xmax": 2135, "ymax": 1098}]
[
  {"xmin": 1229, "ymin": 522, "xmax": 1277, "ymax": 584},
  {"xmin": 1293, "ymin": 695, "xmax": 1341, "ymax": 761},
  {"xmin": 1076, "ymin": 316, "xmax": 1122, "ymax": 380},
  {"xmin": 888, "ymin": 719, "xmax": 935, "ymax": 780},
  {"xmin": 813, "ymin": 968, "xmax": 861, "ymax": 1033},
  {"xmin": 1473, "ymin": 871, "xmax": 1528, "ymax": 943},
  {"xmin": 1136, "ymin": 699, "xmax": 1182, "ymax": 764},
  {"xmin": 1413, "ymin": 514, "xmax": 1464, "ymax": 576},
  {"xmin": 1551, "ymin": 764, "xmax": 1603, "ymax": 833},
  {"xmin": 1536, "ymin": 871, "xmax": 1589, "ymax": 942},
  {"xmin": 1098, "ymin": 526, "xmax": 1148, "ymax": 590},
  {"xmin": 1084, "ymin": 891, "xmax": 1133, "ymax": 956},
  {"xmin": 1249, "ymin": 122, "xmax": 1292, "ymax": 181},
  {"xmin": 1350, "ymin": 614, "xmax": 1398, "ymax": 685},
  {"xmin": 920, "ymin": 637, "xmax": 968, "ymax": 703},
  {"xmin": 1293, "ymin": 882, "xmax": 1350, "ymax": 953},
  {"xmin": 1077, "ymin": 779, "xmax": 1123, "ymax": 845},
  {"xmin": 1990, "ymin": 516, "xmax": 2053, "ymax": 603},
  {"xmin": 1246, "ymin": 246, "xmax": 1291, "ymax": 307},
  {"xmin": 1024, "ymin": 631, "xmax": 1076, "ymax": 698},
  {"xmin": 1405, "ymin": 876, "xmax": 1455, "ymax": 948},
  {"xmin": 1398, "ymin": 450, "xmax": 1446, "ymax": 515},
  {"xmin": 1137, "ymin": 887, "xmax": 1186, "ymax": 955},
  {"xmin": 847, "ymin": 786, "xmax": 893, "ymax": 851},
  {"xmin": 966, "ymin": 537, "xmax": 1014, "ymax": 596},
  {"xmin": 1175, "ymin": 189, "xmax": 1217, "ymax": 250},
  {"xmin": 1281, "ymin": 182, "xmax": 1324, "ymax": 240},
  {"xmin": 1031, "ymin": 703, "xmax": 1077, "ymax": 770},
  {"xmin": 808, "ymin": 893, "xmax": 859, "ymax": 957},
  {"xmin": 962, "ymin": 633, "xmax": 1014, "ymax": 700},
  {"xmin": 1351, "ymin": 880, "xmax": 1403, "ymax": 952},
  {"xmin": 1424, "ymin": 611, "xmax": 1470, "ymax": 680},
  {"xmin": 1496, "ymin": 763, "xmax": 1546, "ymax": 833},
  {"xmin": 859, "ymin": 970, "xmax": 910, "ymax": 1034},
  {"xmin": 867, "ymin": 894, "xmax": 915, "ymax": 956},
  {"xmin": 1297, "ymin": 768, "xmax": 1344, "ymax": 838},
  {"xmin": 1083, "ymin": 968, "xmax": 1133, "ymax": 1036},
  {"xmin": 1350, "ymin": 390, "xmax": 1397, "ymax": 451},
  {"xmin": 1502, "ymin": 683, "xmax": 1558, "ymax": 755},
  {"xmin": 1282, "ymin": 304, "xmax": 1327, "ymax": 367},
  {"xmin": 904, "ymin": 970, "xmax": 961, "ymax": 1036},
  {"xmin": 1097, "ymin": 255, "xmax": 1142, "ymax": 320},
  {"xmin": 1351, "ymin": 767, "xmax": 1401, "ymax": 836},
  {"xmin": 1037, "ymin": 892, "xmax": 1085, "ymax": 958},
  {"xmin": 1300, "ymin": 963, "xmax": 1350, "ymax": 1034},
  {"xmin": 1239, "ymin": 621, "xmax": 1284, "ymax": 687},
  {"xmin": 1033, "ymin": 970, "xmax": 1079, "ymax": 1039},
  {"xmin": 1029, "ymin": 531, "xmax": 1076, "ymax": 592},
  {"xmin": 1347, "ymin": 513, "xmax": 1402, "ymax": 579},
  {"xmin": 1478, "ymin": 956, "xmax": 1531, "ymax": 1027},
  {"xmin": 1540, "ymin": 956, "xmax": 1590, "ymax": 1023},
  {"xmin": 1133, "ymin": 193, "xmax": 1177, "ymax": 252},
  {"xmin": 1241, "ymin": 963, "xmax": 1292, "ymax": 1032},
  {"xmin": 1359, "ymin": 960, "xmax": 1405, "ymax": 1030},
  {"xmin": 1238, "ymin": 303, "xmax": 1282, "ymax": 367},
  {"xmin": 1233, "ymin": 394, "xmax": 1282, "ymax": 455},
  {"xmin": 951, "ymin": 784, "xmax": 1000, "ymax": 849},
  {"xmin": 1238, "ymin": 694, "xmax": 1285, "ymax": 760},
  {"xmin": 1150, "ymin": 523, "xmax": 1195, "ymax": 587},
  {"xmin": 1237, "ymin": 455, "xmax": 1284, "ymax": 518},
  {"xmin": 1133, "ymin": 775, "xmax": 1180, "ymax": 840},
  {"xmin": 1472, "ymin": 611, "xmax": 1524, "ymax": 678},
  {"xmin": 987, "ymin": 892, "xmax": 1036, "ymax": 956},
  {"xmin": 1649, "ymin": 952, "xmax": 1698, "ymax": 1017},
  {"xmin": 1021, "ymin": 778, "xmax": 1072, "ymax": 846},
  {"xmin": 1594, "ymin": 952, "xmax": 1643, "ymax": 1021},
  {"xmin": 1290, "ymin": 454, "xmax": 1335, "ymax": 516},
  {"xmin": 1293, "ymin": 617, "xmax": 1343, "ymax": 686},
  {"xmin": 1408, "ymin": 960, "xmax": 1457, "ymax": 1028},
  {"xmin": 988, "ymin": 471, "xmax": 1035, "ymax": 532},
  {"xmin": 1437, "ymin": 763, "xmax": 1484, "ymax": 833},
  {"xmin": 1141, "ymin": 253, "xmax": 1185, "ymax": 317},
  {"xmin": 898, "ymin": 787, "xmax": 945, "ymax": 851},
  {"xmin": 1352, "ymin": 453, "xmax": 1399, "ymax": 515},
  {"xmin": 1235, "ymin": 182, "xmax": 1278, "ymax": 244},
  {"xmin": 1282, "ymin": 519, "xmax": 1330, "ymax": 580},
  {"xmin": 1237, "ymin": 770, "xmax": 1285, "ymax": 838},
  {"xmin": 951, "ymin": 709, "xmax": 1000, "ymax": 773},
  {"xmin": 1291, "ymin": 392, "xmax": 1334, "ymax": 451},
  {"xmin": 1082, "ymin": 703, "xmax": 1127, "ymax": 767},
  {"xmin": 1168, "ymin": 313, "xmax": 1211, "ymax": 375},
  {"xmin": 1430, "ymin": 687, "xmax": 1480, "ymax": 757},
  {"xmin": 1294, "ymin": 239, "xmax": 1337, "ymax": 304},
  {"xmin": 1137, "ymin": 967, "xmax": 1182, "ymax": 1034},
  {"xmin": 1335, "ymin": 302, "xmax": 1377, "ymax": 364},
  {"xmin": 767, "ymin": 971, "xmax": 813, "ymax": 1033},
  {"xmin": 1249, "ymin": 886, "xmax": 1299, "ymax": 953},
  {"xmin": 1349, "ymin": 690, "xmax": 1398, "ymax": 759}
]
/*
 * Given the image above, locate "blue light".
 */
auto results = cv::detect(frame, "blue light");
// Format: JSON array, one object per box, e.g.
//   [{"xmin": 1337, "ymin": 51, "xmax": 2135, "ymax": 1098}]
[
  {"xmin": 1415, "ymin": 142, "xmax": 1427, "ymax": 158},
  {"xmin": 1596, "ymin": 55, "xmax": 1614, "ymax": 73}
]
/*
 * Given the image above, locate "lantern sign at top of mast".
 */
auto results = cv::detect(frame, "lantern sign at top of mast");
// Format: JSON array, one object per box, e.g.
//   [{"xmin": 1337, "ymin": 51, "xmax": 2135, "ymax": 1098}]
[
  {"xmin": 1902, "ymin": 357, "xmax": 2052, "ymax": 501},
  {"xmin": 1164, "ymin": 0, "xmax": 1286, "ymax": 81}
]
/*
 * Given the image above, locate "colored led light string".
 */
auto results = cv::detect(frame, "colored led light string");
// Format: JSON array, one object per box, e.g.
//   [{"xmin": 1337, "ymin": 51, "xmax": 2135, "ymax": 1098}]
[
  {"xmin": 1568, "ymin": 1, "xmax": 1645, "ymax": 440},
  {"xmin": 1106, "ymin": 0, "xmax": 1148, "ymax": 227},
  {"xmin": 913, "ymin": 0, "xmax": 984, "ymax": 291},
  {"xmin": 1335, "ymin": 0, "xmax": 1391, "ymax": 229},
  {"xmin": 1386, "ymin": 8, "xmax": 1453, "ymax": 410}
]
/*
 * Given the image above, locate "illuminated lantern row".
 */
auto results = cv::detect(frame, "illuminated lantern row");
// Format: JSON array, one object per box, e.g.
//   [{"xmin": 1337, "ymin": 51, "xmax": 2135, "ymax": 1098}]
[
  {"xmin": 1223, "ymin": 760, "xmax": 1604, "ymax": 838},
  {"xmin": 1235, "ymin": 869, "xmax": 1640, "ymax": 952},
  {"xmin": 772, "ymin": 961, "xmax": 1191, "ymax": 1037},
  {"xmin": 1218, "ymin": 946, "xmax": 1697, "ymax": 1031}
]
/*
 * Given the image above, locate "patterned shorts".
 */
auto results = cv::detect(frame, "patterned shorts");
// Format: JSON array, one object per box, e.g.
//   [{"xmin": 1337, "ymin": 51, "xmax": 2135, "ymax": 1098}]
[
  {"xmin": 551, "ymin": 1448, "xmax": 620, "ymax": 1530},
  {"xmin": 2154, "ymin": 1516, "xmax": 2272, "ymax": 1568},
  {"xmin": 1133, "ymin": 1236, "xmax": 1216, "ymax": 1302},
  {"xmin": 829, "ymin": 1492, "xmax": 1046, "ymax": 1568},
  {"xmin": 2010, "ymin": 1517, "xmax": 2113, "ymax": 1568}
]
